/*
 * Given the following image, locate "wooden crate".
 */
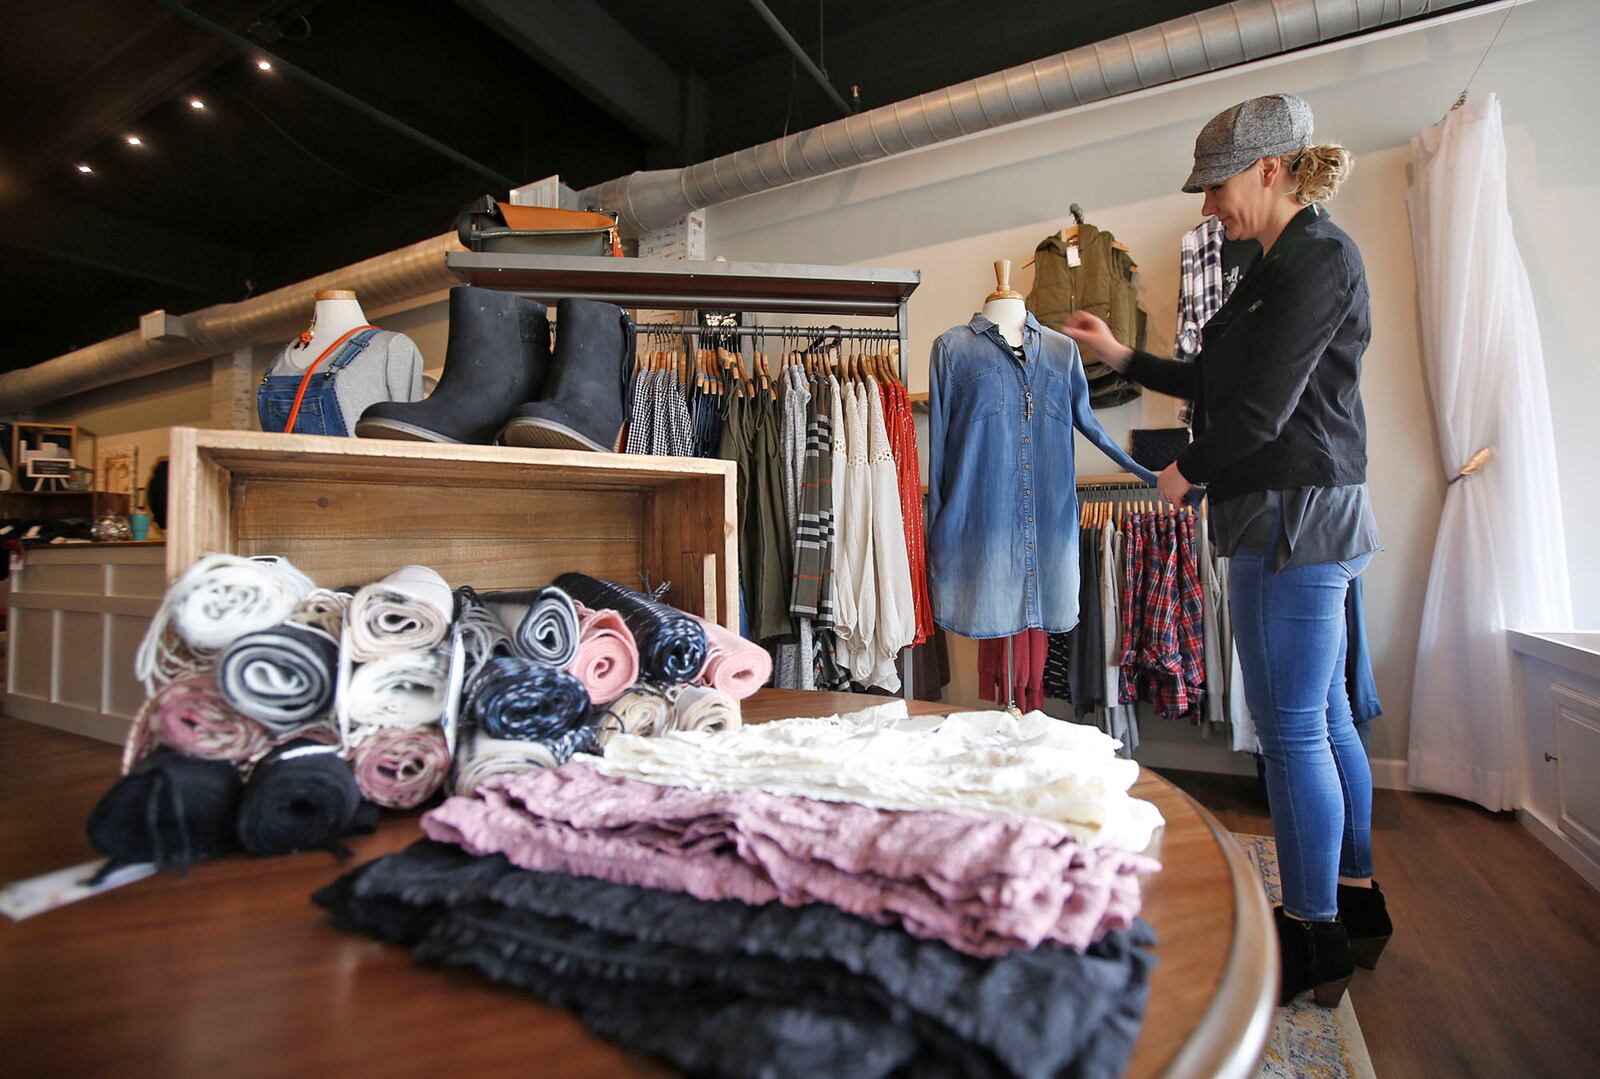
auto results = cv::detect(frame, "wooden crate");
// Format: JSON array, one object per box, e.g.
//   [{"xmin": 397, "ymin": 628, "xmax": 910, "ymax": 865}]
[{"xmin": 166, "ymin": 427, "xmax": 738, "ymax": 628}]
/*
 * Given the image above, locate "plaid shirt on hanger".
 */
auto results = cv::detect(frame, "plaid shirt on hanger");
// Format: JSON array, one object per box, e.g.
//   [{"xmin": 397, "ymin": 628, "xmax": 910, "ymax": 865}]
[
  {"xmin": 1176, "ymin": 513, "xmax": 1207, "ymax": 708},
  {"xmin": 1174, "ymin": 219, "xmax": 1225, "ymax": 426}
]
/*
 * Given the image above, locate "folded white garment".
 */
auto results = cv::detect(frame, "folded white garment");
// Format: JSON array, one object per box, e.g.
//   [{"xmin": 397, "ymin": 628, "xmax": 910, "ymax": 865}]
[
  {"xmin": 342, "ymin": 649, "xmax": 449, "ymax": 746},
  {"xmin": 346, "ymin": 565, "xmax": 453, "ymax": 661},
  {"xmin": 593, "ymin": 702, "xmax": 1164, "ymax": 851},
  {"xmin": 136, "ymin": 553, "xmax": 316, "ymax": 693}
]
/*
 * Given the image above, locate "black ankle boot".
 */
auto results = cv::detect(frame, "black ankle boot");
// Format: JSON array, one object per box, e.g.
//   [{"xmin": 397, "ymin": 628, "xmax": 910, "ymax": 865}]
[
  {"xmin": 500, "ymin": 298, "xmax": 634, "ymax": 452},
  {"xmin": 1274, "ymin": 906, "xmax": 1355, "ymax": 1007},
  {"xmin": 1337, "ymin": 881, "xmax": 1392, "ymax": 969},
  {"xmin": 357, "ymin": 285, "xmax": 550, "ymax": 444}
]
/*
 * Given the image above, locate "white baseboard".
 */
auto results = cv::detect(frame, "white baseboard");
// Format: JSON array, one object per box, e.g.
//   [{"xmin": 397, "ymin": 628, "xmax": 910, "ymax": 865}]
[
  {"xmin": 3, "ymin": 694, "xmax": 130, "ymax": 745},
  {"xmin": 1368, "ymin": 757, "xmax": 1413, "ymax": 792},
  {"xmin": 1134, "ymin": 740, "xmax": 1256, "ymax": 777},
  {"xmin": 1134, "ymin": 744, "xmax": 1417, "ymax": 792},
  {"xmin": 1517, "ymin": 808, "xmax": 1600, "ymax": 893}
]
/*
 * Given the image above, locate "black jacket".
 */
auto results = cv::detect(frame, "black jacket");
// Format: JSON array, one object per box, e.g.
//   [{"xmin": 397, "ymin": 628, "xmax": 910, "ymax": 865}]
[{"xmin": 1128, "ymin": 204, "xmax": 1369, "ymax": 501}]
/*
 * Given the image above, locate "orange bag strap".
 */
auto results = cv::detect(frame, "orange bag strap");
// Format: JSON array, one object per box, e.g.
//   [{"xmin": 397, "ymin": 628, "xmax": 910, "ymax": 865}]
[{"xmin": 282, "ymin": 325, "xmax": 378, "ymax": 433}]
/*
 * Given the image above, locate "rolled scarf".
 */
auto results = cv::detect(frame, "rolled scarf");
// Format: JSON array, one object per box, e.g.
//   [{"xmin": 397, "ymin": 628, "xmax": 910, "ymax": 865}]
[
  {"xmin": 450, "ymin": 723, "xmax": 599, "ymax": 796},
  {"xmin": 129, "ymin": 673, "xmax": 269, "ymax": 768},
  {"xmin": 596, "ymin": 685, "xmax": 671, "ymax": 746},
  {"xmin": 666, "ymin": 684, "xmax": 741, "ymax": 735},
  {"xmin": 236, "ymin": 741, "xmax": 379, "ymax": 855},
  {"xmin": 482, "ymin": 587, "xmax": 580, "ymax": 668},
  {"xmin": 454, "ymin": 587, "xmax": 516, "ymax": 691},
  {"xmin": 350, "ymin": 727, "xmax": 451, "ymax": 810},
  {"xmin": 136, "ymin": 554, "xmax": 315, "ymax": 693},
  {"xmin": 567, "ymin": 603, "xmax": 638, "ymax": 706},
  {"xmin": 344, "ymin": 650, "xmax": 449, "ymax": 739},
  {"xmin": 217, "ymin": 622, "xmax": 340, "ymax": 733},
  {"xmin": 466, "ymin": 656, "xmax": 591, "ymax": 743},
  {"xmin": 554, "ymin": 573, "xmax": 706, "ymax": 685},
  {"xmin": 691, "ymin": 614, "xmax": 772, "ymax": 700},
  {"xmin": 347, "ymin": 565, "xmax": 453, "ymax": 661},
  {"xmin": 87, "ymin": 747, "xmax": 242, "ymax": 871}
]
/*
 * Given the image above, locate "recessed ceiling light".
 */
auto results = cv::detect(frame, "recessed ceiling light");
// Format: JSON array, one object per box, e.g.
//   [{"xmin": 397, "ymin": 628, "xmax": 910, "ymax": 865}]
[
  {"xmin": 126, "ymin": 135, "xmax": 143, "ymax": 147},
  {"xmin": 256, "ymin": 58, "xmax": 273, "ymax": 72},
  {"xmin": 76, "ymin": 163, "xmax": 93, "ymax": 174},
  {"xmin": 188, "ymin": 97, "xmax": 206, "ymax": 109}
]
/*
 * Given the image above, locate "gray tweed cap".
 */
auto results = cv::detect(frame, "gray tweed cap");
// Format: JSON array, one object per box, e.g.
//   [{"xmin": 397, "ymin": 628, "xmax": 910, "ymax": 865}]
[{"xmin": 1183, "ymin": 93, "xmax": 1314, "ymax": 193}]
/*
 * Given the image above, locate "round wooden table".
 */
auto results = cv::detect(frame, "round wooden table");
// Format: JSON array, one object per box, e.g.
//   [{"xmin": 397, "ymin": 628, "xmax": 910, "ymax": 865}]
[{"xmin": 0, "ymin": 690, "xmax": 1274, "ymax": 1077}]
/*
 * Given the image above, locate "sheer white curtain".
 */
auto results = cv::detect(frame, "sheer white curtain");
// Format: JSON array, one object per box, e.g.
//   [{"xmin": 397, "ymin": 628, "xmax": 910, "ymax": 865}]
[{"xmin": 1405, "ymin": 94, "xmax": 1572, "ymax": 812}]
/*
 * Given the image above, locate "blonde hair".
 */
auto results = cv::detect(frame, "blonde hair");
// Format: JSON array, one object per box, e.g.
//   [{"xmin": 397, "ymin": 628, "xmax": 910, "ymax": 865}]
[{"xmin": 1285, "ymin": 144, "xmax": 1354, "ymax": 205}]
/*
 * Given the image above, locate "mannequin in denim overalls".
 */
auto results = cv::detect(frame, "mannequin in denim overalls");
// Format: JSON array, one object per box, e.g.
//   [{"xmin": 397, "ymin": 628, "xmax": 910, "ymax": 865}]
[{"xmin": 258, "ymin": 290, "xmax": 424, "ymax": 436}]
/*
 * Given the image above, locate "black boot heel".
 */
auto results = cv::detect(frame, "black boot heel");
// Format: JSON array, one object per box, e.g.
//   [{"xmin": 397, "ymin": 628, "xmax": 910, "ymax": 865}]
[
  {"xmin": 1348, "ymin": 933, "xmax": 1390, "ymax": 970},
  {"xmin": 1337, "ymin": 881, "xmax": 1393, "ymax": 970},
  {"xmin": 1313, "ymin": 974, "xmax": 1353, "ymax": 1008}
]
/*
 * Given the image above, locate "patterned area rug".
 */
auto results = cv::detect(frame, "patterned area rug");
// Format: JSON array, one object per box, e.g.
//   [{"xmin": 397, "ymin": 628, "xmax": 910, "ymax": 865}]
[{"xmin": 1233, "ymin": 834, "xmax": 1377, "ymax": 1079}]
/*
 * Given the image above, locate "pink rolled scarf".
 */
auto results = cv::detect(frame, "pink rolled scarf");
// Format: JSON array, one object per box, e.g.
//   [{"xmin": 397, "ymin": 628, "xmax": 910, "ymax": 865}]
[
  {"xmin": 350, "ymin": 726, "xmax": 450, "ymax": 809},
  {"xmin": 690, "ymin": 615, "xmax": 771, "ymax": 700},
  {"xmin": 129, "ymin": 673, "xmax": 269, "ymax": 768},
  {"xmin": 567, "ymin": 603, "xmax": 639, "ymax": 706}
]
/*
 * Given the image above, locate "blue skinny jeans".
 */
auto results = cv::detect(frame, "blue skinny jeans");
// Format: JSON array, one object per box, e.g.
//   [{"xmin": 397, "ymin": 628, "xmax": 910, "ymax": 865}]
[{"xmin": 1229, "ymin": 547, "xmax": 1374, "ymax": 921}]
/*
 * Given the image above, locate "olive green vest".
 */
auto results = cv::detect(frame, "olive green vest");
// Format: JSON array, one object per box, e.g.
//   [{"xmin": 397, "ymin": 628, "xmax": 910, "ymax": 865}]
[{"xmin": 1027, "ymin": 224, "xmax": 1145, "ymax": 409}]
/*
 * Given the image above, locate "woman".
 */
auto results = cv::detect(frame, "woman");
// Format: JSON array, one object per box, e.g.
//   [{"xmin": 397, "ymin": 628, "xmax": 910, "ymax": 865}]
[{"xmin": 1063, "ymin": 93, "xmax": 1390, "ymax": 1008}]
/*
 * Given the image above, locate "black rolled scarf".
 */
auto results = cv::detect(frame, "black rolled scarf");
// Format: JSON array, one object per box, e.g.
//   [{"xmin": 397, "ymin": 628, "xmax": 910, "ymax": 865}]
[
  {"xmin": 481, "ymin": 586, "xmax": 580, "ymax": 668},
  {"xmin": 87, "ymin": 747, "xmax": 242, "ymax": 872},
  {"xmin": 466, "ymin": 656, "xmax": 591, "ymax": 742},
  {"xmin": 235, "ymin": 740, "xmax": 381, "ymax": 857},
  {"xmin": 554, "ymin": 573, "xmax": 707, "ymax": 684},
  {"xmin": 217, "ymin": 622, "xmax": 339, "ymax": 734}
]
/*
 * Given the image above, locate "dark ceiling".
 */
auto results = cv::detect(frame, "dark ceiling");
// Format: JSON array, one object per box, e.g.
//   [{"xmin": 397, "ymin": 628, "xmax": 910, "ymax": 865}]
[{"xmin": 0, "ymin": 0, "xmax": 1218, "ymax": 372}]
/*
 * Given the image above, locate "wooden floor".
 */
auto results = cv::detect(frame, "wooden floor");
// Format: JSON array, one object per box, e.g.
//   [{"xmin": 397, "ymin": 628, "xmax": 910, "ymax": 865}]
[
  {"xmin": 1164, "ymin": 769, "xmax": 1600, "ymax": 1079},
  {"xmin": 3, "ymin": 716, "xmax": 1597, "ymax": 1077}
]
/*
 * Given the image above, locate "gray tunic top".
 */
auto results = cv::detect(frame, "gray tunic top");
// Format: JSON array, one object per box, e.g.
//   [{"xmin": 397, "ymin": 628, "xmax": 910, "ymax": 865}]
[{"xmin": 1211, "ymin": 483, "xmax": 1381, "ymax": 571}]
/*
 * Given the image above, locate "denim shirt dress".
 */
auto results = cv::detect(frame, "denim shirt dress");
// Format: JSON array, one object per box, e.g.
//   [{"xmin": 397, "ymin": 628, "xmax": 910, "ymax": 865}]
[{"xmin": 927, "ymin": 313, "xmax": 1156, "ymax": 639}]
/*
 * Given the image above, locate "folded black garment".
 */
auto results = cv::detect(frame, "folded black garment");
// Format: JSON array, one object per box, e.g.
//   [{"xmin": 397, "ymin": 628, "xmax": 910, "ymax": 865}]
[
  {"xmin": 479, "ymin": 586, "xmax": 580, "ymax": 668},
  {"xmin": 87, "ymin": 747, "xmax": 242, "ymax": 871},
  {"xmin": 236, "ymin": 740, "xmax": 380, "ymax": 857},
  {"xmin": 217, "ymin": 622, "xmax": 339, "ymax": 733},
  {"xmin": 554, "ymin": 573, "xmax": 707, "ymax": 684},
  {"xmin": 317, "ymin": 840, "xmax": 1156, "ymax": 1079},
  {"xmin": 465, "ymin": 655, "xmax": 591, "ymax": 742}
]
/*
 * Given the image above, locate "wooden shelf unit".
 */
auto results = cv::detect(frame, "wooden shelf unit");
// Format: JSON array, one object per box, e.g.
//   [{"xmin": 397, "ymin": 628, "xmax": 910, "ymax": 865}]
[{"xmin": 167, "ymin": 427, "xmax": 739, "ymax": 628}]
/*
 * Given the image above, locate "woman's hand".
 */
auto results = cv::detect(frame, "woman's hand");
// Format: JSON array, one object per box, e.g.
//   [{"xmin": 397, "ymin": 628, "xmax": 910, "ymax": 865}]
[
  {"xmin": 1157, "ymin": 462, "xmax": 1193, "ymax": 507},
  {"xmin": 1060, "ymin": 312, "xmax": 1133, "ymax": 373}
]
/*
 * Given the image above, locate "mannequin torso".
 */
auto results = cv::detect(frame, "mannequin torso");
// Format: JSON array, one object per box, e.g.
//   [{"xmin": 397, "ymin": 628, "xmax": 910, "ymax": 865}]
[{"xmin": 288, "ymin": 291, "xmax": 370, "ymax": 371}]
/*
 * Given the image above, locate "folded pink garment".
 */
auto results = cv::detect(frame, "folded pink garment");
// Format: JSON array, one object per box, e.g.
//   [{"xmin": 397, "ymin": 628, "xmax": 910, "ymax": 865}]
[
  {"xmin": 141, "ymin": 673, "xmax": 270, "ymax": 766},
  {"xmin": 691, "ymin": 615, "xmax": 772, "ymax": 700},
  {"xmin": 351, "ymin": 726, "xmax": 450, "ymax": 809},
  {"xmin": 423, "ymin": 761, "xmax": 1158, "ymax": 957},
  {"xmin": 568, "ymin": 603, "xmax": 639, "ymax": 706}
]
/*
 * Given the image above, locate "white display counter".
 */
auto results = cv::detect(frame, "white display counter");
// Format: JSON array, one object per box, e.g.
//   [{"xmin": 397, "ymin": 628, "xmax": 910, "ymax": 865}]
[{"xmin": 4, "ymin": 542, "xmax": 164, "ymax": 744}]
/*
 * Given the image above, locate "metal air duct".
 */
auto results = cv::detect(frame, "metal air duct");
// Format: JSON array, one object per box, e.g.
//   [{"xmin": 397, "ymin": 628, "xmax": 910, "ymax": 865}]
[{"xmin": 581, "ymin": 0, "xmax": 1475, "ymax": 235}]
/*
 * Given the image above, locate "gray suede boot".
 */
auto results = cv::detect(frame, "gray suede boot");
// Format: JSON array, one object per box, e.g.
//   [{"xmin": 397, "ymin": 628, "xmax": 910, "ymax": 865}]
[
  {"xmin": 357, "ymin": 285, "xmax": 549, "ymax": 444},
  {"xmin": 499, "ymin": 299, "xmax": 633, "ymax": 452}
]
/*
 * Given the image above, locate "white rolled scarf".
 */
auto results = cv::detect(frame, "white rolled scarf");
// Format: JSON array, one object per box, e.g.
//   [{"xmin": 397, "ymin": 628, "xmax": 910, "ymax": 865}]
[
  {"xmin": 346, "ymin": 565, "xmax": 453, "ymax": 661},
  {"xmin": 136, "ymin": 553, "xmax": 316, "ymax": 693}
]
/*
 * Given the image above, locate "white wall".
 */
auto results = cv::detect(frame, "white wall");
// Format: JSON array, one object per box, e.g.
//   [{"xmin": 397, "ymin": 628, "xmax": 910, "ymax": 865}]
[{"xmin": 705, "ymin": 0, "xmax": 1600, "ymax": 773}]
